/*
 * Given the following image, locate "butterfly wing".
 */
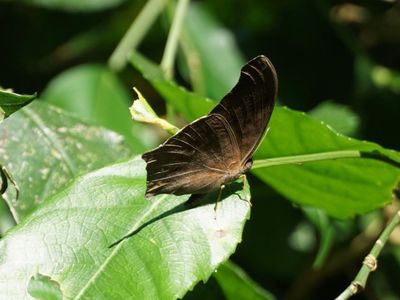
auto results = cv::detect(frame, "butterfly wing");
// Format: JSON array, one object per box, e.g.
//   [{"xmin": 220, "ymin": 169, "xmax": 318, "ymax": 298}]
[
  {"xmin": 142, "ymin": 113, "xmax": 241, "ymax": 197},
  {"xmin": 143, "ymin": 55, "xmax": 278, "ymax": 198},
  {"xmin": 210, "ymin": 55, "xmax": 278, "ymax": 165}
]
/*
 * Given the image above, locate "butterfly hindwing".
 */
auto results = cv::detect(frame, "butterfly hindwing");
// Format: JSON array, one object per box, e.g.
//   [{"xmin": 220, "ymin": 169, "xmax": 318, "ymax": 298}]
[{"xmin": 142, "ymin": 114, "xmax": 240, "ymax": 197}]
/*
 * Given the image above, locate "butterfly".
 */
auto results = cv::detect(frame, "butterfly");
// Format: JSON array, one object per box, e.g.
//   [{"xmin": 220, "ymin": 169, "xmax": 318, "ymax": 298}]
[{"xmin": 142, "ymin": 55, "xmax": 278, "ymax": 199}]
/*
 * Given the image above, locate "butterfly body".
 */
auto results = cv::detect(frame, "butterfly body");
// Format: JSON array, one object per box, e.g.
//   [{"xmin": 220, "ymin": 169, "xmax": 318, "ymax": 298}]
[{"xmin": 142, "ymin": 55, "xmax": 277, "ymax": 198}]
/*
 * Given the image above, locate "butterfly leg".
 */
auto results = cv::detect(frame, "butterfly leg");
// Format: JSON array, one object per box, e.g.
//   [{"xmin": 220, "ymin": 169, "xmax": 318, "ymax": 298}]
[{"xmin": 214, "ymin": 184, "xmax": 225, "ymax": 213}]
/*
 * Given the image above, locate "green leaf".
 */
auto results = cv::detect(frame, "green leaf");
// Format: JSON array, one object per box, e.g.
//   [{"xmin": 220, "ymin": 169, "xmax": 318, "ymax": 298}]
[
  {"xmin": 0, "ymin": 89, "xmax": 36, "ymax": 121},
  {"xmin": 0, "ymin": 101, "xmax": 132, "ymax": 221},
  {"xmin": 28, "ymin": 273, "xmax": 63, "ymax": 300},
  {"xmin": 0, "ymin": 156, "xmax": 251, "ymax": 299},
  {"xmin": 179, "ymin": 3, "xmax": 245, "ymax": 99},
  {"xmin": 129, "ymin": 54, "xmax": 400, "ymax": 218},
  {"xmin": 215, "ymin": 260, "xmax": 276, "ymax": 300},
  {"xmin": 309, "ymin": 101, "xmax": 360, "ymax": 136},
  {"xmin": 130, "ymin": 51, "xmax": 214, "ymax": 119},
  {"xmin": 41, "ymin": 64, "xmax": 154, "ymax": 152},
  {"xmin": 253, "ymin": 107, "xmax": 400, "ymax": 218},
  {"xmin": 22, "ymin": 0, "xmax": 127, "ymax": 12}
]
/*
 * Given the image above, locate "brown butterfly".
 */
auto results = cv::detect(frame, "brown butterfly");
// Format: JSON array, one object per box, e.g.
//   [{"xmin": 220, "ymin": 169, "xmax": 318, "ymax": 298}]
[{"xmin": 142, "ymin": 55, "xmax": 278, "ymax": 198}]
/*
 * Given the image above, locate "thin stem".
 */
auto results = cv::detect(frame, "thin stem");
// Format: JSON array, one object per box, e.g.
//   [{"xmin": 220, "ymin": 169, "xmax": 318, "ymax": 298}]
[
  {"xmin": 160, "ymin": 0, "xmax": 190, "ymax": 79},
  {"xmin": 336, "ymin": 284, "xmax": 358, "ymax": 300},
  {"xmin": 335, "ymin": 210, "xmax": 400, "ymax": 299},
  {"xmin": 252, "ymin": 150, "xmax": 361, "ymax": 169},
  {"xmin": 108, "ymin": 0, "xmax": 168, "ymax": 72}
]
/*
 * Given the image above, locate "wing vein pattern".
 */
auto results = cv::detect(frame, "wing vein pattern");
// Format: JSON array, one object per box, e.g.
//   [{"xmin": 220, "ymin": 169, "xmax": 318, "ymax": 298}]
[{"xmin": 142, "ymin": 55, "xmax": 277, "ymax": 197}]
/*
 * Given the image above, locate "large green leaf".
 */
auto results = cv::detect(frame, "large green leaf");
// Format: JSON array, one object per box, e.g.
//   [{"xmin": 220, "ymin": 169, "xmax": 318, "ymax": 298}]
[
  {"xmin": 0, "ymin": 89, "xmax": 36, "ymax": 122},
  {"xmin": 41, "ymin": 64, "xmax": 155, "ymax": 152},
  {"xmin": 0, "ymin": 101, "xmax": 132, "ymax": 221},
  {"xmin": 0, "ymin": 156, "xmax": 251, "ymax": 299},
  {"xmin": 129, "ymin": 53, "xmax": 400, "ymax": 218},
  {"xmin": 179, "ymin": 2, "xmax": 245, "ymax": 99},
  {"xmin": 22, "ymin": 0, "xmax": 127, "ymax": 12},
  {"xmin": 254, "ymin": 107, "xmax": 400, "ymax": 218}
]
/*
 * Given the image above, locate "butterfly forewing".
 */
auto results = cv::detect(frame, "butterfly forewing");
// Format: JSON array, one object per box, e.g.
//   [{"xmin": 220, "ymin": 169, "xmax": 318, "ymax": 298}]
[
  {"xmin": 211, "ymin": 56, "xmax": 277, "ymax": 164},
  {"xmin": 142, "ymin": 55, "xmax": 278, "ymax": 198}
]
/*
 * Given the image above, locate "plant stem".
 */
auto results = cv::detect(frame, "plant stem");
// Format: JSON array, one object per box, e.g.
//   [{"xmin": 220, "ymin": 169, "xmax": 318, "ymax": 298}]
[
  {"xmin": 108, "ymin": 0, "xmax": 168, "ymax": 72},
  {"xmin": 160, "ymin": 0, "xmax": 190, "ymax": 79},
  {"xmin": 335, "ymin": 210, "xmax": 400, "ymax": 300},
  {"xmin": 252, "ymin": 150, "xmax": 361, "ymax": 169}
]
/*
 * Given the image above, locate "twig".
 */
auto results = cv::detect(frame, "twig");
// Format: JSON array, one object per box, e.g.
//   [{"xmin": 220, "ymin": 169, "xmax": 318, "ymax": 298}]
[
  {"xmin": 252, "ymin": 150, "xmax": 361, "ymax": 169},
  {"xmin": 335, "ymin": 209, "xmax": 400, "ymax": 299},
  {"xmin": 108, "ymin": 0, "xmax": 168, "ymax": 72},
  {"xmin": 160, "ymin": 0, "xmax": 190, "ymax": 79},
  {"xmin": 284, "ymin": 222, "xmax": 380, "ymax": 300},
  {"xmin": 252, "ymin": 150, "xmax": 400, "ymax": 170}
]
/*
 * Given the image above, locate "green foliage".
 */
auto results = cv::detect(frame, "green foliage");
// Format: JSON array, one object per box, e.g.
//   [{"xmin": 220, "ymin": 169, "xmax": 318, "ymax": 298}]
[
  {"xmin": 215, "ymin": 261, "xmax": 276, "ymax": 300},
  {"xmin": 179, "ymin": 3, "xmax": 245, "ymax": 100},
  {"xmin": 0, "ymin": 156, "xmax": 251, "ymax": 299},
  {"xmin": 130, "ymin": 52, "xmax": 400, "ymax": 218},
  {"xmin": 0, "ymin": 102, "xmax": 132, "ymax": 221},
  {"xmin": 41, "ymin": 64, "xmax": 154, "ymax": 152},
  {"xmin": 1, "ymin": 0, "xmax": 400, "ymax": 299},
  {"xmin": 309, "ymin": 101, "xmax": 360, "ymax": 136},
  {"xmin": 254, "ymin": 107, "xmax": 400, "ymax": 218},
  {"xmin": 28, "ymin": 273, "xmax": 63, "ymax": 300},
  {"xmin": 0, "ymin": 89, "xmax": 36, "ymax": 121}
]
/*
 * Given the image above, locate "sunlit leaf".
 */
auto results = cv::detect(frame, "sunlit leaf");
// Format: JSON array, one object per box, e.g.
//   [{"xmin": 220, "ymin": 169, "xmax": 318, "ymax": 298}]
[
  {"xmin": 254, "ymin": 107, "xmax": 400, "ymax": 218},
  {"xmin": 0, "ymin": 101, "xmax": 132, "ymax": 221},
  {"xmin": 0, "ymin": 156, "xmax": 251, "ymax": 299}
]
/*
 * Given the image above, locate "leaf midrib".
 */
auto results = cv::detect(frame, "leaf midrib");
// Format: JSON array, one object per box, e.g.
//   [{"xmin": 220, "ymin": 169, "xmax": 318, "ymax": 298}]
[{"xmin": 73, "ymin": 194, "xmax": 168, "ymax": 299}]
